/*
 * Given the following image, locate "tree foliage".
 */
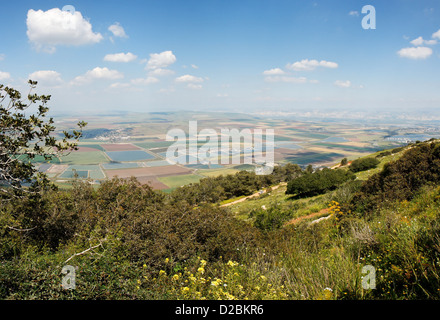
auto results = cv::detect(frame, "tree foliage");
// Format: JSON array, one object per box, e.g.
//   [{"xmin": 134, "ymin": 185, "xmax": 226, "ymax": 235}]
[
  {"xmin": 286, "ymin": 168, "xmax": 356, "ymax": 198},
  {"xmin": 0, "ymin": 81, "xmax": 86, "ymax": 200},
  {"xmin": 169, "ymin": 163, "xmax": 302, "ymax": 206},
  {"xmin": 349, "ymin": 157, "xmax": 380, "ymax": 173}
]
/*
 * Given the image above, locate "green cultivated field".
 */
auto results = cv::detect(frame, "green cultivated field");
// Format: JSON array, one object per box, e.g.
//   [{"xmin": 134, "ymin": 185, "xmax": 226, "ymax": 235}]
[
  {"xmin": 158, "ymin": 174, "xmax": 202, "ymax": 191},
  {"xmin": 60, "ymin": 151, "xmax": 109, "ymax": 165}
]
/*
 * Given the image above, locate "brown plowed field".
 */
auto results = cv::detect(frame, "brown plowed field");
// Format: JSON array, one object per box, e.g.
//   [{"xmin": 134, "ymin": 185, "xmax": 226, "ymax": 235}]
[{"xmin": 135, "ymin": 176, "xmax": 169, "ymax": 190}]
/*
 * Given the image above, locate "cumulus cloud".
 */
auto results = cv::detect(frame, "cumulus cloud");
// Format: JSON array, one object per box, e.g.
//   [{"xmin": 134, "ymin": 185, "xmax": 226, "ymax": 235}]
[
  {"xmin": 432, "ymin": 29, "xmax": 440, "ymax": 39},
  {"xmin": 410, "ymin": 36, "xmax": 437, "ymax": 46},
  {"xmin": 28, "ymin": 70, "xmax": 63, "ymax": 86},
  {"xmin": 72, "ymin": 67, "xmax": 123, "ymax": 85},
  {"xmin": 334, "ymin": 80, "xmax": 351, "ymax": 88},
  {"xmin": 148, "ymin": 68, "xmax": 175, "ymax": 76},
  {"xmin": 286, "ymin": 59, "xmax": 338, "ymax": 71},
  {"xmin": 146, "ymin": 51, "xmax": 177, "ymax": 70},
  {"xmin": 26, "ymin": 8, "xmax": 103, "ymax": 53},
  {"xmin": 175, "ymin": 74, "xmax": 204, "ymax": 89},
  {"xmin": 397, "ymin": 46, "xmax": 433, "ymax": 59},
  {"xmin": 131, "ymin": 77, "xmax": 159, "ymax": 85},
  {"xmin": 0, "ymin": 71, "xmax": 11, "ymax": 81},
  {"xmin": 109, "ymin": 76, "xmax": 159, "ymax": 89},
  {"xmin": 262, "ymin": 68, "xmax": 286, "ymax": 75},
  {"xmin": 104, "ymin": 52, "xmax": 137, "ymax": 62},
  {"xmin": 175, "ymin": 74, "xmax": 204, "ymax": 83},
  {"xmin": 108, "ymin": 22, "xmax": 127, "ymax": 38}
]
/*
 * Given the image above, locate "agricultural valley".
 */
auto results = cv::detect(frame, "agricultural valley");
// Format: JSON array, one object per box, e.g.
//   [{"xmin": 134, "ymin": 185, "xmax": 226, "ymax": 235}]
[{"xmin": 38, "ymin": 111, "xmax": 440, "ymax": 191}]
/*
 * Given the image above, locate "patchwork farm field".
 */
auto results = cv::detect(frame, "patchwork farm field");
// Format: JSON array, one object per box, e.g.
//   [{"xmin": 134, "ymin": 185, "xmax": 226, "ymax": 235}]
[
  {"xmin": 158, "ymin": 174, "xmax": 202, "ymax": 191},
  {"xmin": 105, "ymin": 150, "xmax": 156, "ymax": 162},
  {"xmin": 37, "ymin": 111, "xmax": 433, "ymax": 190}
]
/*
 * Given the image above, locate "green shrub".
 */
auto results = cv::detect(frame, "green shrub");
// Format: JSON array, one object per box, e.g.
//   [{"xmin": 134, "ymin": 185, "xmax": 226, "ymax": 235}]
[
  {"xmin": 286, "ymin": 168, "xmax": 356, "ymax": 198},
  {"xmin": 349, "ymin": 157, "xmax": 380, "ymax": 173},
  {"xmin": 350, "ymin": 142, "xmax": 440, "ymax": 215},
  {"xmin": 254, "ymin": 205, "xmax": 293, "ymax": 231}
]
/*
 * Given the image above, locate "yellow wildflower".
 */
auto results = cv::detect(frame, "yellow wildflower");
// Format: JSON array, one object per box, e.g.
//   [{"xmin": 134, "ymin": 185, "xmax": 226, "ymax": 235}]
[
  {"xmin": 181, "ymin": 287, "xmax": 190, "ymax": 294},
  {"xmin": 227, "ymin": 260, "xmax": 238, "ymax": 267},
  {"xmin": 211, "ymin": 278, "xmax": 222, "ymax": 286}
]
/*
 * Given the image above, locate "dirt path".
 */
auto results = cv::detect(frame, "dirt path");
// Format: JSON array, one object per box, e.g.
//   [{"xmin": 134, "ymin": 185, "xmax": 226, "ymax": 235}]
[
  {"xmin": 284, "ymin": 208, "xmax": 331, "ymax": 226},
  {"xmin": 220, "ymin": 182, "xmax": 286, "ymax": 207}
]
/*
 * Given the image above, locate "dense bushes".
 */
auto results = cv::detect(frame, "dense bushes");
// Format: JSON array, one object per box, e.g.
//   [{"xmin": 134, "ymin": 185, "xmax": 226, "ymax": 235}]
[
  {"xmin": 170, "ymin": 163, "xmax": 302, "ymax": 206},
  {"xmin": 3, "ymin": 142, "xmax": 440, "ymax": 300},
  {"xmin": 349, "ymin": 157, "xmax": 380, "ymax": 173},
  {"xmin": 0, "ymin": 177, "xmax": 264, "ymax": 299},
  {"xmin": 350, "ymin": 142, "xmax": 440, "ymax": 215},
  {"xmin": 286, "ymin": 168, "xmax": 356, "ymax": 198},
  {"xmin": 252, "ymin": 205, "xmax": 293, "ymax": 232}
]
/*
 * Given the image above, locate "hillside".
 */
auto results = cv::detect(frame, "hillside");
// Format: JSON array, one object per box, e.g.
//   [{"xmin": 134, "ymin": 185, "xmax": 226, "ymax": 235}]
[{"xmin": 1, "ymin": 140, "xmax": 440, "ymax": 300}]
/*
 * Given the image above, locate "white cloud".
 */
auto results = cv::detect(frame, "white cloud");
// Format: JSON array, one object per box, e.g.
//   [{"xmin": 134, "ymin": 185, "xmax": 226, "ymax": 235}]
[
  {"xmin": 72, "ymin": 67, "xmax": 123, "ymax": 85},
  {"xmin": 0, "ymin": 54, "xmax": 4, "ymax": 61},
  {"xmin": 175, "ymin": 74, "xmax": 204, "ymax": 89},
  {"xmin": 264, "ymin": 76, "xmax": 308, "ymax": 83},
  {"xmin": 334, "ymin": 80, "xmax": 351, "ymax": 88},
  {"xmin": 26, "ymin": 8, "xmax": 103, "ymax": 53},
  {"xmin": 432, "ymin": 29, "xmax": 440, "ymax": 39},
  {"xmin": 28, "ymin": 70, "xmax": 63, "ymax": 86},
  {"xmin": 175, "ymin": 74, "xmax": 204, "ymax": 83},
  {"xmin": 131, "ymin": 77, "xmax": 159, "ymax": 85},
  {"xmin": 397, "ymin": 46, "xmax": 433, "ymax": 59},
  {"xmin": 108, "ymin": 22, "xmax": 127, "ymax": 38},
  {"xmin": 191, "ymin": 64, "xmax": 199, "ymax": 69},
  {"xmin": 104, "ymin": 52, "xmax": 137, "ymax": 62},
  {"xmin": 262, "ymin": 68, "xmax": 286, "ymax": 75},
  {"xmin": 148, "ymin": 68, "xmax": 175, "ymax": 76},
  {"xmin": 0, "ymin": 71, "xmax": 11, "ymax": 81},
  {"xmin": 410, "ymin": 36, "xmax": 437, "ymax": 46},
  {"xmin": 410, "ymin": 37, "xmax": 424, "ymax": 46},
  {"xmin": 286, "ymin": 59, "xmax": 338, "ymax": 71},
  {"xmin": 349, "ymin": 11, "xmax": 359, "ymax": 16},
  {"xmin": 146, "ymin": 51, "xmax": 177, "ymax": 70}
]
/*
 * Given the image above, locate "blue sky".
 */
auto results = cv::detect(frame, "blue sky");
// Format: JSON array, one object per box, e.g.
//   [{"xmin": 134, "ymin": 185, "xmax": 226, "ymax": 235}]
[{"xmin": 0, "ymin": 0, "xmax": 439, "ymax": 116}]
